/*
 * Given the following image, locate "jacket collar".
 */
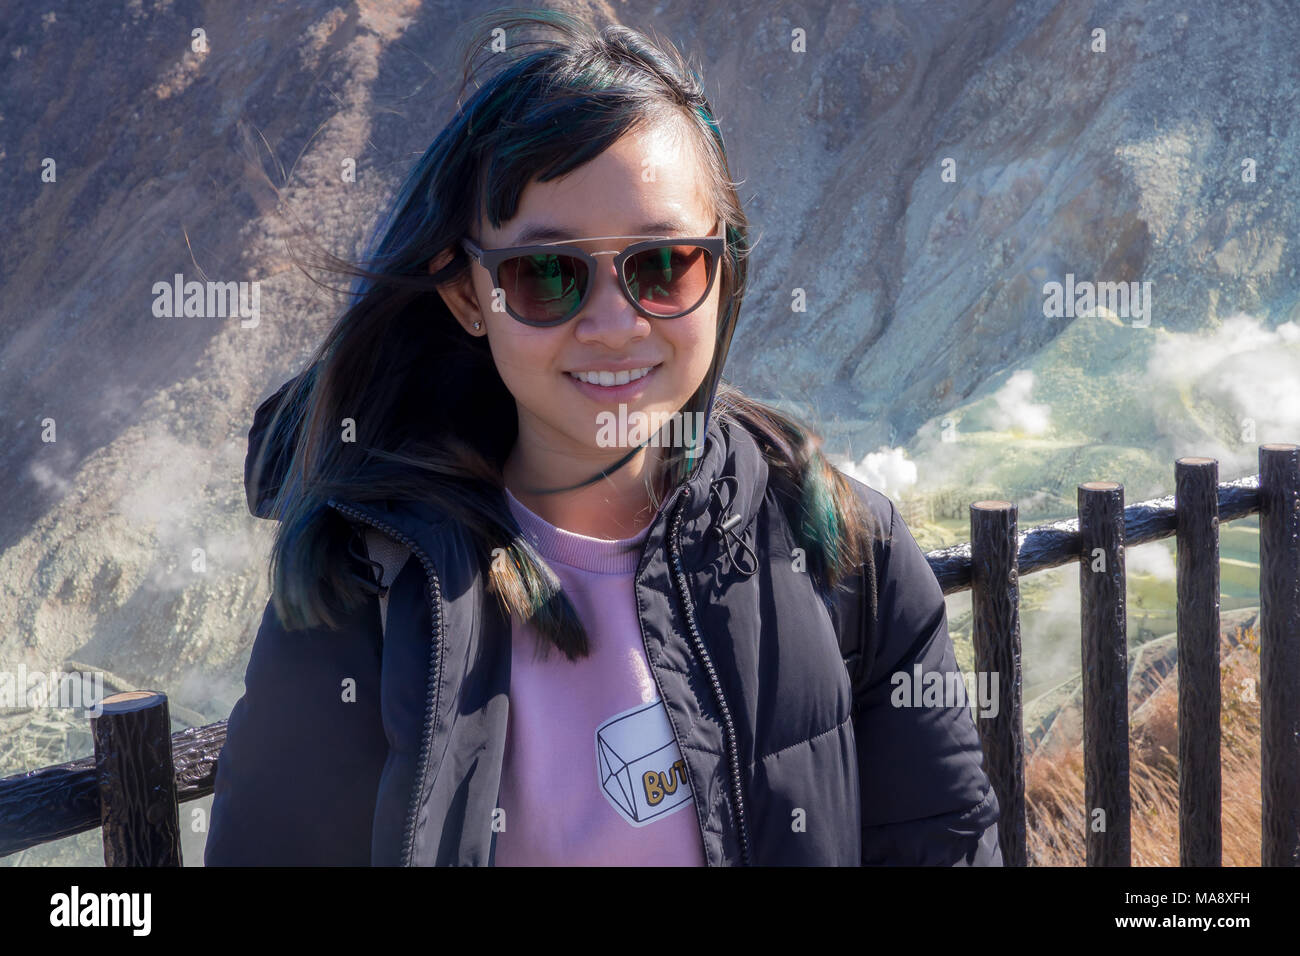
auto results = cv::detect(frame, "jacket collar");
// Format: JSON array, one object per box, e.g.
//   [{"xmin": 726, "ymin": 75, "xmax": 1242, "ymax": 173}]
[
  {"xmin": 245, "ymin": 368, "xmax": 768, "ymax": 568},
  {"xmin": 320, "ymin": 412, "xmax": 768, "ymax": 578},
  {"xmin": 242, "ymin": 366, "xmax": 767, "ymax": 577}
]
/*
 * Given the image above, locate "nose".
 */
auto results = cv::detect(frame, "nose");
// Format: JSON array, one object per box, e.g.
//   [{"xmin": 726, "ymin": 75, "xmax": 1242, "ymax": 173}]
[{"xmin": 571, "ymin": 260, "xmax": 651, "ymax": 348}]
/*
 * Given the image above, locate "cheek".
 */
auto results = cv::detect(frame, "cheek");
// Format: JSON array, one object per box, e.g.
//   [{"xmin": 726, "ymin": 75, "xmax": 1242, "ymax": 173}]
[
  {"xmin": 486, "ymin": 329, "xmax": 561, "ymax": 393},
  {"xmin": 670, "ymin": 313, "xmax": 719, "ymax": 376}
]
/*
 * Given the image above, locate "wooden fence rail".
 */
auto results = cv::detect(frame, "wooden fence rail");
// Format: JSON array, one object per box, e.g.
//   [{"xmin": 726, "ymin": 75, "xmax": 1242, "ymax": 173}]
[{"xmin": 1, "ymin": 444, "xmax": 1297, "ymax": 865}]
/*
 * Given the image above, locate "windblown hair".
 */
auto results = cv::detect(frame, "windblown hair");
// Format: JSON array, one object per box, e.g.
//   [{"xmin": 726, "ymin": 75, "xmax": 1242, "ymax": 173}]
[{"xmin": 254, "ymin": 7, "xmax": 879, "ymax": 660}]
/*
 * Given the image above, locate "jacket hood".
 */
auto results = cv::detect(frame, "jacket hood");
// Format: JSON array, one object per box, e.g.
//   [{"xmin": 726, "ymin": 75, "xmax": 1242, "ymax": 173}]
[{"xmin": 245, "ymin": 368, "xmax": 309, "ymax": 521}]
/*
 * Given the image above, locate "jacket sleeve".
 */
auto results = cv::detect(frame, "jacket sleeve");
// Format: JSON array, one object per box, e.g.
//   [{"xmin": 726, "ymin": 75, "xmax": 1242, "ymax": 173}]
[
  {"xmin": 840, "ymin": 480, "xmax": 1003, "ymax": 866},
  {"xmin": 204, "ymin": 591, "xmax": 389, "ymax": 866}
]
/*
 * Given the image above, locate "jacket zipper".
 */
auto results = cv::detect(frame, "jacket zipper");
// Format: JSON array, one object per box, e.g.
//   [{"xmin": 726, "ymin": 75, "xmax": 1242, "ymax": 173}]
[
  {"xmin": 668, "ymin": 486, "xmax": 753, "ymax": 865},
  {"xmin": 327, "ymin": 500, "xmax": 443, "ymax": 867}
]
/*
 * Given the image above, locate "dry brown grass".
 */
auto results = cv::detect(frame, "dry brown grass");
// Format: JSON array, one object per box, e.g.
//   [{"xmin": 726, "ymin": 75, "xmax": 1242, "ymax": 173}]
[{"xmin": 1024, "ymin": 625, "xmax": 1262, "ymax": 866}]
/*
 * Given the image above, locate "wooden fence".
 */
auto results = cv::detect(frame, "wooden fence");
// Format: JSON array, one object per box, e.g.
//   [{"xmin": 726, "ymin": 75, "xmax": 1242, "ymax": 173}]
[{"xmin": 0, "ymin": 444, "xmax": 1297, "ymax": 865}]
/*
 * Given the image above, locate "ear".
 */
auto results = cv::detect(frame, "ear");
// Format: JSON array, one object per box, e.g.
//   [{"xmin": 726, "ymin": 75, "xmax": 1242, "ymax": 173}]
[{"xmin": 429, "ymin": 246, "xmax": 486, "ymax": 337}]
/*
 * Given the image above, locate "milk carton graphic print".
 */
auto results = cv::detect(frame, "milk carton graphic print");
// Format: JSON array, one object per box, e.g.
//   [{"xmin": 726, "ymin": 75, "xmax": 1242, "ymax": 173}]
[{"xmin": 595, "ymin": 698, "xmax": 694, "ymax": 826}]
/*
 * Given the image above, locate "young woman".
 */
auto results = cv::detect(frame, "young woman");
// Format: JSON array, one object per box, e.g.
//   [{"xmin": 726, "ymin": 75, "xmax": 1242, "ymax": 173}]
[{"xmin": 205, "ymin": 9, "xmax": 1002, "ymax": 867}]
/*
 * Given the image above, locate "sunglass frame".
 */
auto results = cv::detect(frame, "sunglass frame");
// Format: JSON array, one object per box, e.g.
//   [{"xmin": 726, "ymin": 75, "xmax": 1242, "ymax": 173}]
[{"xmin": 459, "ymin": 219, "xmax": 727, "ymax": 327}]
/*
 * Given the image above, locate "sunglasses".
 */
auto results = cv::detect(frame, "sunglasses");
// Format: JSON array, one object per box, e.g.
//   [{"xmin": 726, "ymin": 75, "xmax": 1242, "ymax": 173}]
[{"xmin": 459, "ymin": 218, "xmax": 725, "ymax": 327}]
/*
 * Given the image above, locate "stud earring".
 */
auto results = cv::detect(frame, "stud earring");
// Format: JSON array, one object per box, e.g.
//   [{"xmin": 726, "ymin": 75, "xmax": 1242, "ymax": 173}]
[{"xmin": 472, "ymin": 321, "xmax": 482, "ymax": 330}]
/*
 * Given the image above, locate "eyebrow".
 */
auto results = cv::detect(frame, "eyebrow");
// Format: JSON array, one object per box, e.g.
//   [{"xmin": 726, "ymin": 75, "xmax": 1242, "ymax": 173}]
[{"xmin": 509, "ymin": 217, "xmax": 699, "ymax": 245}]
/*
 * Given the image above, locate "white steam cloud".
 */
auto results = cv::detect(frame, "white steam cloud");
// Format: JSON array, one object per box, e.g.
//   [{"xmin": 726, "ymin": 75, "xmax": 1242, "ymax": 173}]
[
  {"xmin": 1125, "ymin": 541, "xmax": 1177, "ymax": 580},
  {"xmin": 833, "ymin": 446, "xmax": 919, "ymax": 493},
  {"xmin": 1146, "ymin": 312, "xmax": 1300, "ymax": 469},
  {"xmin": 989, "ymin": 369, "xmax": 1052, "ymax": 435}
]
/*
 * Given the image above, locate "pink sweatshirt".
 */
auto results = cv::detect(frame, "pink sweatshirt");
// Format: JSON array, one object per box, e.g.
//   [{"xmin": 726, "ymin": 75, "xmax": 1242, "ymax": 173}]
[{"xmin": 493, "ymin": 487, "xmax": 707, "ymax": 866}]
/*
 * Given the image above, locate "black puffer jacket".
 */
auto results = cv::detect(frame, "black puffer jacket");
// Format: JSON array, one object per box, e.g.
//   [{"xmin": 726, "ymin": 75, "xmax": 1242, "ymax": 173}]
[{"xmin": 205, "ymin": 374, "xmax": 1002, "ymax": 866}]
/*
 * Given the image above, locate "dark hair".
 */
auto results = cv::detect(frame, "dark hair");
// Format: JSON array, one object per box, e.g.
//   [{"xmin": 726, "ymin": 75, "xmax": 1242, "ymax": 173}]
[{"xmin": 254, "ymin": 8, "xmax": 878, "ymax": 660}]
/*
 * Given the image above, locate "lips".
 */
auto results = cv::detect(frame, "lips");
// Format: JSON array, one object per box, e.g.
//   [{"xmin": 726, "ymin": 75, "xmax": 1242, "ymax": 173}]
[
  {"xmin": 568, "ymin": 365, "xmax": 656, "ymax": 386},
  {"xmin": 565, "ymin": 363, "xmax": 661, "ymax": 400}
]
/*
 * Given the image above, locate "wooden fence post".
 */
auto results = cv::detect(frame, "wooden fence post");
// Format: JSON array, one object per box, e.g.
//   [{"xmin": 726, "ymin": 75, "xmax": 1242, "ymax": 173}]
[
  {"xmin": 1175, "ymin": 457, "xmax": 1222, "ymax": 866},
  {"xmin": 970, "ymin": 500, "xmax": 1025, "ymax": 866},
  {"xmin": 1258, "ymin": 443, "xmax": 1300, "ymax": 866},
  {"xmin": 1078, "ymin": 481, "xmax": 1130, "ymax": 866},
  {"xmin": 92, "ymin": 691, "xmax": 182, "ymax": 867}
]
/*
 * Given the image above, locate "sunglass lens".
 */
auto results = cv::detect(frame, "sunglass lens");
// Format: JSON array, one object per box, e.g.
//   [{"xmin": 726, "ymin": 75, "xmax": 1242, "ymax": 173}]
[
  {"xmin": 625, "ymin": 244, "xmax": 713, "ymax": 316},
  {"xmin": 499, "ymin": 253, "xmax": 588, "ymax": 324}
]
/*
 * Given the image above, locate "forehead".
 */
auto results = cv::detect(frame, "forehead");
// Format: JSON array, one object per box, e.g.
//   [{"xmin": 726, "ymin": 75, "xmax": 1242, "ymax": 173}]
[{"xmin": 483, "ymin": 122, "xmax": 715, "ymax": 244}]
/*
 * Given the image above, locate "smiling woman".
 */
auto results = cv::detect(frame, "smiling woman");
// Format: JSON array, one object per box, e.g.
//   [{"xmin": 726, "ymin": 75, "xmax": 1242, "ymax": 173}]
[
  {"xmin": 206, "ymin": 6, "xmax": 1003, "ymax": 868},
  {"xmin": 429, "ymin": 123, "xmax": 724, "ymax": 539}
]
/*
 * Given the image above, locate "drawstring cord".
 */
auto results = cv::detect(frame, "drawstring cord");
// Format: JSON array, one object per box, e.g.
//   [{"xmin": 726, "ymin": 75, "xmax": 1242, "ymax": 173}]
[{"xmin": 706, "ymin": 475, "xmax": 757, "ymax": 578}]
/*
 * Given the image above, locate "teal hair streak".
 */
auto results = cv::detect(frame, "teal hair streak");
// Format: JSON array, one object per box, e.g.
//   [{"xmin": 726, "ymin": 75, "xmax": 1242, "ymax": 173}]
[{"xmin": 797, "ymin": 449, "xmax": 841, "ymax": 586}]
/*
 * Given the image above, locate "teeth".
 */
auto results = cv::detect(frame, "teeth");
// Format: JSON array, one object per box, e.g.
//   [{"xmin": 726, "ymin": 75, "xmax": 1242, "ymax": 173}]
[{"xmin": 571, "ymin": 366, "xmax": 654, "ymax": 385}]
